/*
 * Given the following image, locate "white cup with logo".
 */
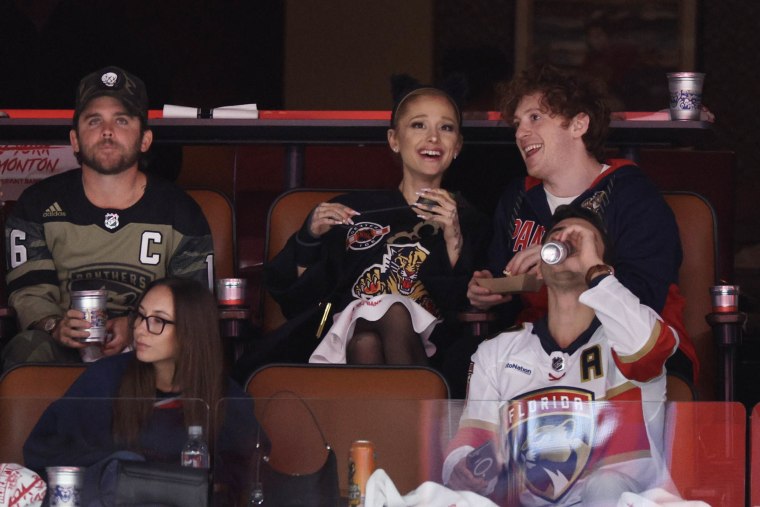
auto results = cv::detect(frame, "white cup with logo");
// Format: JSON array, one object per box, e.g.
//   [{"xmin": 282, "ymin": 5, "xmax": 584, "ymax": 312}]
[{"xmin": 70, "ymin": 289, "xmax": 108, "ymax": 343}]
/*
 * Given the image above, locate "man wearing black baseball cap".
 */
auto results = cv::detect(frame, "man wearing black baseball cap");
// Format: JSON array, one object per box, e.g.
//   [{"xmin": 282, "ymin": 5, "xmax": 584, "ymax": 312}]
[
  {"xmin": 2, "ymin": 66, "xmax": 214, "ymax": 370},
  {"xmin": 73, "ymin": 66, "xmax": 149, "ymax": 128}
]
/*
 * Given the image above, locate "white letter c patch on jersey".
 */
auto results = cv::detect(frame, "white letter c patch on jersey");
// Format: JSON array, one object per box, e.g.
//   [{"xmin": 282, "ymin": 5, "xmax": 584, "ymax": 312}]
[{"xmin": 140, "ymin": 231, "xmax": 162, "ymax": 265}]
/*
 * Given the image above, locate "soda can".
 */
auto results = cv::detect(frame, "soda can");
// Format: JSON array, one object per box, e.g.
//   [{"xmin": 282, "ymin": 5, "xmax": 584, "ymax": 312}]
[
  {"xmin": 70, "ymin": 289, "xmax": 108, "ymax": 343},
  {"xmin": 348, "ymin": 440, "xmax": 376, "ymax": 507},
  {"xmin": 46, "ymin": 466, "xmax": 83, "ymax": 506},
  {"xmin": 541, "ymin": 241, "xmax": 573, "ymax": 265}
]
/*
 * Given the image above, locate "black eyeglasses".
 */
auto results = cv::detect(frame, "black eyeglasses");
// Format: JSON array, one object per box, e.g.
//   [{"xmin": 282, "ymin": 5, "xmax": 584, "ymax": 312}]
[{"xmin": 128, "ymin": 309, "xmax": 175, "ymax": 335}]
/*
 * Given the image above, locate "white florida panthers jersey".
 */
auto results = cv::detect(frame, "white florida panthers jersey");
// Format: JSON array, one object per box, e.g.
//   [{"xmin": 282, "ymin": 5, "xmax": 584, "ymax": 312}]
[{"xmin": 444, "ymin": 276, "xmax": 679, "ymax": 506}]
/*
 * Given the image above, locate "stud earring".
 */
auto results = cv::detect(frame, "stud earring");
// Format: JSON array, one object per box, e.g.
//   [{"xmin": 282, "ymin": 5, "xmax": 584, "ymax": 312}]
[{"xmin": 393, "ymin": 147, "xmax": 399, "ymax": 153}]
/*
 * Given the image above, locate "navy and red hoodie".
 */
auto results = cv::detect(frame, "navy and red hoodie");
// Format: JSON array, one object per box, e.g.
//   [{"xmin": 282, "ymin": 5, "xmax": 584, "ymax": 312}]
[{"xmin": 486, "ymin": 159, "xmax": 697, "ymax": 381}]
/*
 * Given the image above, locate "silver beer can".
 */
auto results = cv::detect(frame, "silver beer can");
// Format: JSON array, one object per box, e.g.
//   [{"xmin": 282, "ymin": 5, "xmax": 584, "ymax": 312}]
[
  {"xmin": 541, "ymin": 241, "xmax": 573, "ymax": 265},
  {"xmin": 70, "ymin": 289, "xmax": 108, "ymax": 343},
  {"xmin": 46, "ymin": 466, "xmax": 83, "ymax": 506}
]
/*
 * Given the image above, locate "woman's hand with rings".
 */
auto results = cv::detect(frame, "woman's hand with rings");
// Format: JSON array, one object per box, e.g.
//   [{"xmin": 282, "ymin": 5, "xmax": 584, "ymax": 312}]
[
  {"xmin": 413, "ymin": 188, "xmax": 463, "ymax": 264},
  {"xmin": 308, "ymin": 202, "xmax": 360, "ymax": 238},
  {"xmin": 413, "ymin": 188, "xmax": 461, "ymax": 236}
]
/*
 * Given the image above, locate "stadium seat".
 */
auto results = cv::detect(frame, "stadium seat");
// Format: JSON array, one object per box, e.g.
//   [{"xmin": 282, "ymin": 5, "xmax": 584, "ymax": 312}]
[
  {"xmin": 245, "ymin": 363, "xmax": 449, "ymax": 496},
  {"xmin": 0, "ymin": 363, "xmax": 86, "ymax": 464}
]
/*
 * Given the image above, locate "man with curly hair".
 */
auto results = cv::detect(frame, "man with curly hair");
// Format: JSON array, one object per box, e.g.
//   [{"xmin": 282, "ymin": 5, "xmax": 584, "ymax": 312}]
[{"xmin": 466, "ymin": 64, "xmax": 696, "ymax": 397}]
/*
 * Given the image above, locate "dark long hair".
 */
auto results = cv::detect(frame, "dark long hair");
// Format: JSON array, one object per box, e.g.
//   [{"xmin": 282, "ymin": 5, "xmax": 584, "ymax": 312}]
[{"xmin": 113, "ymin": 277, "xmax": 225, "ymax": 449}]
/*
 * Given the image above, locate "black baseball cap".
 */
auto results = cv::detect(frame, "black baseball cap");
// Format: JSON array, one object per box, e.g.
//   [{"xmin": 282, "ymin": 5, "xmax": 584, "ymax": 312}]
[{"xmin": 73, "ymin": 66, "xmax": 148, "ymax": 126}]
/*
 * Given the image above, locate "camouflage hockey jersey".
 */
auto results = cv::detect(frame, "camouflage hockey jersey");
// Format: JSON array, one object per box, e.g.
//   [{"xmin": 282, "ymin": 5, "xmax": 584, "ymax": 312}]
[{"xmin": 5, "ymin": 169, "xmax": 213, "ymax": 329}]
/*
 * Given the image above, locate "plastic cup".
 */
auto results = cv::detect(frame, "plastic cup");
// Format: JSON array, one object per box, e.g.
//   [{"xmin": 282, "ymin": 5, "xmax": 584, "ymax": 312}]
[
  {"xmin": 70, "ymin": 289, "xmax": 108, "ymax": 343},
  {"xmin": 216, "ymin": 278, "xmax": 247, "ymax": 306},
  {"xmin": 46, "ymin": 466, "xmax": 83, "ymax": 506},
  {"xmin": 667, "ymin": 72, "xmax": 705, "ymax": 120},
  {"xmin": 710, "ymin": 285, "xmax": 739, "ymax": 313}
]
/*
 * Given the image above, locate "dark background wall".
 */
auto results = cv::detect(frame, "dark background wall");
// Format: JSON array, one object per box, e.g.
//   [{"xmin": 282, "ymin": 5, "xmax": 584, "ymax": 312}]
[
  {"xmin": 0, "ymin": 0, "xmax": 285, "ymax": 110},
  {"xmin": 5, "ymin": 1, "xmax": 748, "ymax": 255},
  {"xmin": 433, "ymin": 1, "xmax": 760, "ymax": 283}
]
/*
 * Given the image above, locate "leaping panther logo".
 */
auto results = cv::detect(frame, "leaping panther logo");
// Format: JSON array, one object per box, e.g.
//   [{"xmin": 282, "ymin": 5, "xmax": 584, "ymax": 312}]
[
  {"xmin": 388, "ymin": 247, "xmax": 425, "ymax": 296},
  {"xmin": 581, "ymin": 190, "xmax": 608, "ymax": 216},
  {"xmin": 351, "ymin": 243, "xmax": 437, "ymax": 315}
]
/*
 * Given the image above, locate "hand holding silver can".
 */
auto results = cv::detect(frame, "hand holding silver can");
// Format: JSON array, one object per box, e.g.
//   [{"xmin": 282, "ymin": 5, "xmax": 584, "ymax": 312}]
[
  {"xmin": 70, "ymin": 290, "xmax": 108, "ymax": 343},
  {"xmin": 540, "ymin": 241, "xmax": 574, "ymax": 265}
]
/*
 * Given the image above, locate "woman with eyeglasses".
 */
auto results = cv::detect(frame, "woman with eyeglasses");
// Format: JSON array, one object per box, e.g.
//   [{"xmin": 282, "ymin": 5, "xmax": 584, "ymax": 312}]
[{"xmin": 24, "ymin": 277, "xmax": 260, "ymax": 504}]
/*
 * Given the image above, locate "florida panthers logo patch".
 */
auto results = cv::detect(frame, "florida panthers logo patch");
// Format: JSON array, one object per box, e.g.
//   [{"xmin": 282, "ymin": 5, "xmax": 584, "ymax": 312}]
[
  {"xmin": 581, "ymin": 190, "xmax": 608, "ymax": 216},
  {"xmin": 501, "ymin": 388, "xmax": 595, "ymax": 503},
  {"xmin": 104, "ymin": 213, "xmax": 119, "ymax": 230},
  {"xmin": 346, "ymin": 222, "xmax": 391, "ymax": 250}
]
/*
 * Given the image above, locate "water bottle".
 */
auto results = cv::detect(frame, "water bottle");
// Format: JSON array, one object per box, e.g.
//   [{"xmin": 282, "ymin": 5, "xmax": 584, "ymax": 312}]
[{"xmin": 181, "ymin": 425, "xmax": 209, "ymax": 469}]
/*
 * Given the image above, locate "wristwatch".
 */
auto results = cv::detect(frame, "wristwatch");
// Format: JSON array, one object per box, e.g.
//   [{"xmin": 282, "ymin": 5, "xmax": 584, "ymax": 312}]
[
  {"xmin": 41, "ymin": 316, "xmax": 62, "ymax": 334},
  {"xmin": 585, "ymin": 264, "xmax": 615, "ymax": 286}
]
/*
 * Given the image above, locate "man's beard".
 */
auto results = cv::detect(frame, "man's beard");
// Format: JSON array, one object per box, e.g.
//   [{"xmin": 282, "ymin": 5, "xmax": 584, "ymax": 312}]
[
  {"xmin": 78, "ymin": 137, "xmax": 142, "ymax": 175},
  {"xmin": 541, "ymin": 268, "xmax": 586, "ymax": 293}
]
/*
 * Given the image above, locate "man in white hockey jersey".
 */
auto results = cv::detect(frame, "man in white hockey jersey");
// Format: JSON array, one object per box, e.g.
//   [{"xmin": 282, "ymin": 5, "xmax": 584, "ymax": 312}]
[{"xmin": 443, "ymin": 204, "xmax": 679, "ymax": 506}]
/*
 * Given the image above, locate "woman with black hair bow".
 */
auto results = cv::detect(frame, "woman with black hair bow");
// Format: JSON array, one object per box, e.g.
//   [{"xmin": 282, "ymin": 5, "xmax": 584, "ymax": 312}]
[{"xmin": 263, "ymin": 78, "xmax": 489, "ymax": 372}]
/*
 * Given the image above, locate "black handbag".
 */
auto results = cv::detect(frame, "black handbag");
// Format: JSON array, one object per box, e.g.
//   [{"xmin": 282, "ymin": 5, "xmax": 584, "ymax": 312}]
[
  {"xmin": 113, "ymin": 460, "xmax": 209, "ymax": 507},
  {"xmin": 249, "ymin": 392, "xmax": 340, "ymax": 507}
]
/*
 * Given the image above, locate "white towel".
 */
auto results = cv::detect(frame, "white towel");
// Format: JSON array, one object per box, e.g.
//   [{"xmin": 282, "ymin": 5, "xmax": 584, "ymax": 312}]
[
  {"xmin": 0, "ymin": 463, "xmax": 46, "ymax": 506},
  {"xmin": 162, "ymin": 103, "xmax": 258, "ymax": 119},
  {"xmin": 617, "ymin": 488, "xmax": 712, "ymax": 507},
  {"xmin": 364, "ymin": 469, "xmax": 498, "ymax": 507}
]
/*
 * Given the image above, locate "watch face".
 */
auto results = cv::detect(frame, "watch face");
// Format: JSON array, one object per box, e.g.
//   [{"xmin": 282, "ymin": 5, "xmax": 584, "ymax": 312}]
[{"xmin": 44, "ymin": 318, "xmax": 59, "ymax": 332}]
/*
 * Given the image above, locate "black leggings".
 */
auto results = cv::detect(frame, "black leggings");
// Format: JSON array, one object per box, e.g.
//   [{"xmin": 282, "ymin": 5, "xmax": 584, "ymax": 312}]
[{"xmin": 347, "ymin": 302, "xmax": 428, "ymax": 365}]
